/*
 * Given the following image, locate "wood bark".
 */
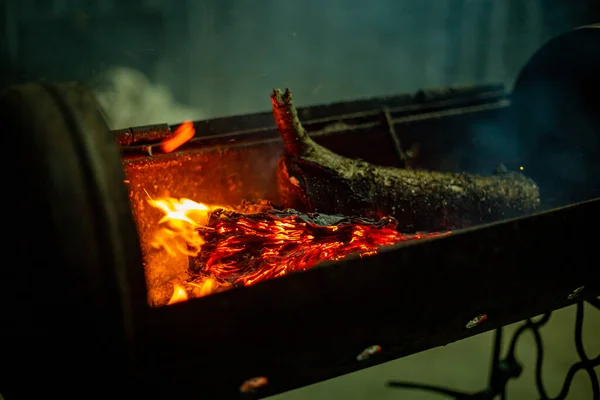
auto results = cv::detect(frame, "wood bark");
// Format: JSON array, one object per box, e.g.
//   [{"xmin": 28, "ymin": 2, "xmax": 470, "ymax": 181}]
[{"xmin": 271, "ymin": 88, "xmax": 540, "ymax": 232}]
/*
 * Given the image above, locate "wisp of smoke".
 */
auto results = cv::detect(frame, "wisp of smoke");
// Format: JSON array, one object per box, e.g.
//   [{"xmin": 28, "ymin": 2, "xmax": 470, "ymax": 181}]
[{"xmin": 91, "ymin": 66, "xmax": 205, "ymax": 129}]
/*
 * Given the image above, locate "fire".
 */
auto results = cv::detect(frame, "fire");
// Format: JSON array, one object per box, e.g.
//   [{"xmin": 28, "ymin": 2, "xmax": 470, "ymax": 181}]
[
  {"xmin": 167, "ymin": 283, "xmax": 188, "ymax": 305},
  {"xmin": 147, "ymin": 197, "xmax": 227, "ymax": 257},
  {"xmin": 193, "ymin": 210, "xmax": 421, "ymax": 286},
  {"xmin": 148, "ymin": 198, "xmax": 448, "ymax": 304}
]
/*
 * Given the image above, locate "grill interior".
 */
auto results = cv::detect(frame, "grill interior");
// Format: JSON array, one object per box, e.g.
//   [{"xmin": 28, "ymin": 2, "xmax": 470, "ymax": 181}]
[{"xmin": 122, "ymin": 84, "xmax": 510, "ymax": 305}]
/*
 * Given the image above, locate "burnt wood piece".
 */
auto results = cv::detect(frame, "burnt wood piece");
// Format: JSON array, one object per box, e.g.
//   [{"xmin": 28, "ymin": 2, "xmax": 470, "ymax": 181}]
[{"xmin": 271, "ymin": 88, "xmax": 540, "ymax": 232}]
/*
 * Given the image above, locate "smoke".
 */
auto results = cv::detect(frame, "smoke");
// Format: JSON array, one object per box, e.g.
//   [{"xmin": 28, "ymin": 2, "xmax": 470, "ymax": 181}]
[
  {"xmin": 465, "ymin": 120, "xmax": 521, "ymax": 175},
  {"xmin": 174, "ymin": 0, "xmax": 555, "ymax": 118},
  {"xmin": 11, "ymin": 0, "xmax": 593, "ymax": 204},
  {"xmin": 91, "ymin": 66, "xmax": 204, "ymax": 129}
]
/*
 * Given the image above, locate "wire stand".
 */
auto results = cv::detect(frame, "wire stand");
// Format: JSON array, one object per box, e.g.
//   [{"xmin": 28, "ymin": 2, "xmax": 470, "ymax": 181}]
[{"xmin": 387, "ymin": 295, "xmax": 600, "ymax": 400}]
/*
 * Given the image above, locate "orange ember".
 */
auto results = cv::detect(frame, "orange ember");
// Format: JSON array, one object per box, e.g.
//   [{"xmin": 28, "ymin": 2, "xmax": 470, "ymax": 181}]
[
  {"xmin": 191, "ymin": 209, "xmax": 444, "ymax": 286},
  {"xmin": 159, "ymin": 121, "xmax": 195, "ymax": 153},
  {"xmin": 148, "ymin": 198, "xmax": 448, "ymax": 304}
]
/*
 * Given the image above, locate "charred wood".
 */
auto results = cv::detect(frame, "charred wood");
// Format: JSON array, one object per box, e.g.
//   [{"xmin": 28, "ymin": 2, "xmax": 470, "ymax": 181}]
[
  {"xmin": 271, "ymin": 88, "xmax": 540, "ymax": 232},
  {"xmin": 188, "ymin": 208, "xmax": 443, "ymax": 290}
]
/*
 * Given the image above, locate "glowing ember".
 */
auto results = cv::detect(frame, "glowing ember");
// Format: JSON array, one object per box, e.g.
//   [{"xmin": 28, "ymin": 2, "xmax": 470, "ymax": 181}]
[
  {"xmin": 191, "ymin": 209, "xmax": 445, "ymax": 286},
  {"xmin": 159, "ymin": 120, "xmax": 196, "ymax": 153},
  {"xmin": 148, "ymin": 198, "xmax": 448, "ymax": 303}
]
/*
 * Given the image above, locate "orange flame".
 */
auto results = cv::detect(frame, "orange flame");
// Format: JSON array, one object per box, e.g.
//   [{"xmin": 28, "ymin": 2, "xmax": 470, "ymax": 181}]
[
  {"xmin": 147, "ymin": 197, "xmax": 227, "ymax": 257},
  {"xmin": 167, "ymin": 283, "xmax": 188, "ymax": 305}
]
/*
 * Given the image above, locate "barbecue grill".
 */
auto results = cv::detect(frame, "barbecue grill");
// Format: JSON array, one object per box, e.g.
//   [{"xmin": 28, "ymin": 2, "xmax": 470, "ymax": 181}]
[{"xmin": 0, "ymin": 25, "xmax": 599, "ymax": 400}]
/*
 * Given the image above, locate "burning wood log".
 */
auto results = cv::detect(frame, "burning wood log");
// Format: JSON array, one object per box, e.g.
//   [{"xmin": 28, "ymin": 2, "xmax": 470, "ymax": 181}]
[{"xmin": 271, "ymin": 88, "xmax": 541, "ymax": 232}]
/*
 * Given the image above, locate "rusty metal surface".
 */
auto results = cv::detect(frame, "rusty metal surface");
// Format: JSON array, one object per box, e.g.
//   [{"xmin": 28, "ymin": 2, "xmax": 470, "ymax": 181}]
[
  {"xmin": 115, "ymin": 123, "xmax": 171, "ymax": 146},
  {"xmin": 142, "ymin": 198, "xmax": 600, "ymax": 399},
  {"xmin": 119, "ymin": 84, "xmax": 507, "ymax": 167}
]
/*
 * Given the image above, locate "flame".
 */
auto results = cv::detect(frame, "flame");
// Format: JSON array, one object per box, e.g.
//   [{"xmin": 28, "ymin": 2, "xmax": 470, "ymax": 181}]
[
  {"xmin": 147, "ymin": 197, "xmax": 227, "ymax": 257},
  {"xmin": 188, "ymin": 277, "xmax": 224, "ymax": 297},
  {"xmin": 167, "ymin": 283, "xmax": 188, "ymax": 305},
  {"xmin": 148, "ymin": 198, "xmax": 448, "ymax": 304}
]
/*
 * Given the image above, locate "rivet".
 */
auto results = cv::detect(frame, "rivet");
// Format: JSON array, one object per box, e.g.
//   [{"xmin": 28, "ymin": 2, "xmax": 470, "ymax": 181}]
[
  {"xmin": 356, "ymin": 345, "xmax": 382, "ymax": 361},
  {"xmin": 466, "ymin": 313, "xmax": 487, "ymax": 329},
  {"xmin": 567, "ymin": 286, "xmax": 585, "ymax": 300},
  {"xmin": 239, "ymin": 376, "xmax": 268, "ymax": 394}
]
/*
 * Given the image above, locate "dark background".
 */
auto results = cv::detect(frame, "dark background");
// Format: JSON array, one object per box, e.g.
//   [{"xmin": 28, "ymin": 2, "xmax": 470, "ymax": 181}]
[{"xmin": 1, "ymin": 0, "xmax": 599, "ymax": 118}]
